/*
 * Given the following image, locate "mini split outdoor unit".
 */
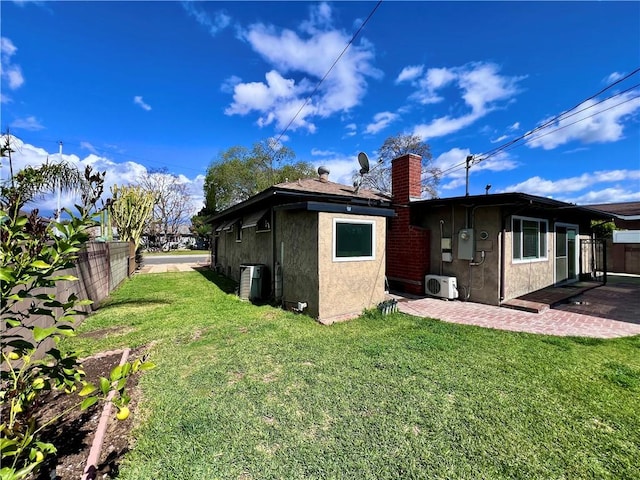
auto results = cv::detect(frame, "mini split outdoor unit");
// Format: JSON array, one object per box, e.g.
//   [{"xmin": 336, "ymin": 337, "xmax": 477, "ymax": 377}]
[
  {"xmin": 239, "ymin": 263, "xmax": 268, "ymax": 301},
  {"xmin": 424, "ymin": 275, "xmax": 459, "ymax": 300}
]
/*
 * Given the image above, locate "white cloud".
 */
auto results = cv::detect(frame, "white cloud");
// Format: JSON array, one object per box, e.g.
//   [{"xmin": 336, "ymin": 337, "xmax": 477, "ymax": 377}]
[
  {"xmin": 133, "ymin": 96, "xmax": 152, "ymax": 111},
  {"xmin": 502, "ymin": 170, "xmax": 640, "ymax": 199},
  {"xmin": 0, "ymin": 135, "xmax": 204, "ymax": 216},
  {"xmin": 80, "ymin": 141, "xmax": 98, "ymax": 154},
  {"xmin": 1, "ymin": 37, "xmax": 25, "ymax": 94},
  {"xmin": 411, "ymin": 62, "xmax": 524, "ymax": 140},
  {"xmin": 414, "ymin": 113, "xmax": 479, "ymax": 139},
  {"xmin": 395, "ymin": 65, "xmax": 424, "ymax": 84},
  {"xmin": 225, "ymin": 3, "xmax": 380, "ymax": 133},
  {"xmin": 571, "ymin": 187, "xmax": 640, "ymax": 204},
  {"xmin": 11, "ymin": 116, "xmax": 44, "ymax": 131},
  {"xmin": 604, "ymin": 72, "xmax": 624, "ymax": 84},
  {"xmin": 364, "ymin": 111, "xmax": 398, "ymax": 134},
  {"xmin": 305, "ymin": 149, "xmax": 361, "ymax": 186},
  {"xmin": 526, "ymin": 91, "xmax": 640, "ymax": 150},
  {"xmin": 344, "ymin": 123, "xmax": 357, "ymax": 137},
  {"xmin": 434, "ymin": 147, "xmax": 518, "ymax": 191},
  {"xmin": 509, "ymin": 122, "xmax": 520, "ymax": 131},
  {"xmin": 311, "ymin": 148, "xmax": 336, "ymax": 156},
  {"xmin": 181, "ymin": 1, "xmax": 231, "ymax": 37}
]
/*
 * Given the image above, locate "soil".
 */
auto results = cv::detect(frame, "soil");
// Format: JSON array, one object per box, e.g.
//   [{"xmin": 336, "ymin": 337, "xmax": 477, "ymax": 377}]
[{"xmin": 27, "ymin": 347, "xmax": 146, "ymax": 480}]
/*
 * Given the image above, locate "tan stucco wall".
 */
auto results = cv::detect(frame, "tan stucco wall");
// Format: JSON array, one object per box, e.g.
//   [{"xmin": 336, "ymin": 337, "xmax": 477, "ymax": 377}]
[
  {"xmin": 215, "ymin": 222, "xmax": 273, "ymax": 282},
  {"xmin": 504, "ymin": 222, "xmax": 594, "ymax": 300},
  {"xmin": 503, "ymin": 227, "xmax": 554, "ymax": 300},
  {"xmin": 317, "ymin": 212, "xmax": 387, "ymax": 323},
  {"xmin": 277, "ymin": 210, "xmax": 320, "ymax": 318},
  {"xmin": 420, "ymin": 206, "xmax": 502, "ymax": 305}
]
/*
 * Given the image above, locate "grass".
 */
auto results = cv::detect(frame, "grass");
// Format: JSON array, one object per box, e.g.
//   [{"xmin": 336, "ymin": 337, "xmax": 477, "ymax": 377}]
[{"xmin": 63, "ymin": 270, "xmax": 640, "ymax": 480}]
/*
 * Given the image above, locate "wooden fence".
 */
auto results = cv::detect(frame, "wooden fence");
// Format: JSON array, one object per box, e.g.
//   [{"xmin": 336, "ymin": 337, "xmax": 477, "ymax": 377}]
[{"xmin": 2, "ymin": 241, "xmax": 134, "ymax": 359}]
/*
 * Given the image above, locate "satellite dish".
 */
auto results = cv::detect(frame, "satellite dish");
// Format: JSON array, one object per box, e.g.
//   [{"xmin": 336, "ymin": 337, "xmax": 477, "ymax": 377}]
[{"xmin": 358, "ymin": 152, "xmax": 370, "ymax": 174}]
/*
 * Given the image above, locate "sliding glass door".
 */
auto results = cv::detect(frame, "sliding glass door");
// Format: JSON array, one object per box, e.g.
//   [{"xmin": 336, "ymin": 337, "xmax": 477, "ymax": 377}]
[{"xmin": 555, "ymin": 224, "xmax": 578, "ymax": 284}]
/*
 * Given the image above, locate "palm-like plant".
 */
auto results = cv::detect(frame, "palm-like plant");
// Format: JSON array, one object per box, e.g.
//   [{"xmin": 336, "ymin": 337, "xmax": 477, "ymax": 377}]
[{"xmin": 1, "ymin": 135, "xmax": 91, "ymax": 218}]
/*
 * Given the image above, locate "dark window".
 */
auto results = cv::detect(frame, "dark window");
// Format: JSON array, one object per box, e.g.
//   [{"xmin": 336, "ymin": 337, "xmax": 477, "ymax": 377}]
[{"xmin": 335, "ymin": 221, "xmax": 374, "ymax": 259}]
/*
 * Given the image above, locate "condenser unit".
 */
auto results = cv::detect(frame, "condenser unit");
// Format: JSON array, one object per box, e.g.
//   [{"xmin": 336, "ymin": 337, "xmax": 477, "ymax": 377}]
[
  {"xmin": 239, "ymin": 264, "xmax": 268, "ymax": 301},
  {"xmin": 425, "ymin": 275, "xmax": 459, "ymax": 300}
]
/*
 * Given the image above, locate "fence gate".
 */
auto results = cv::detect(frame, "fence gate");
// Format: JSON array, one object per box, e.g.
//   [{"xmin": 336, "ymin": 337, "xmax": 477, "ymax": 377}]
[{"xmin": 580, "ymin": 238, "xmax": 607, "ymax": 283}]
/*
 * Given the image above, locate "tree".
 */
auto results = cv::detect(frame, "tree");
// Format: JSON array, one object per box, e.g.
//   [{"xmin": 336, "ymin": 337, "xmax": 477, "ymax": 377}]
[
  {"xmin": 356, "ymin": 133, "xmax": 441, "ymax": 198},
  {"xmin": 0, "ymin": 134, "xmax": 91, "ymax": 218},
  {"xmin": 137, "ymin": 168, "xmax": 194, "ymax": 245},
  {"xmin": 108, "ymin": 184, "xmax": 155, "ymax": 250},
  {"xmin": 190, "ymin": 210, "xmax": 212, "ymax": 249},
  {"xmin": 204, "ymin": 139, "xmax": 315, "ymax": 212},
  {"xmin": 1, "ymin": 164, "xmax": 152, "ymax": 480}
]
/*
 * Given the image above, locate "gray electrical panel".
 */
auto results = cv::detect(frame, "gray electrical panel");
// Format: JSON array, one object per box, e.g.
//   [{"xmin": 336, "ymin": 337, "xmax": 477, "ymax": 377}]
[{"xmin": 458, "ymin": 229, "xmax": 475, "ymax": 260}]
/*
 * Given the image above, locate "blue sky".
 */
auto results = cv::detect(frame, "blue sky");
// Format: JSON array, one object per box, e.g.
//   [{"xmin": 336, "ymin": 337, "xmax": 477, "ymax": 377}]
[{"xmin": 1, "ymin": 1, "xmax": 639, "ymax": 216}]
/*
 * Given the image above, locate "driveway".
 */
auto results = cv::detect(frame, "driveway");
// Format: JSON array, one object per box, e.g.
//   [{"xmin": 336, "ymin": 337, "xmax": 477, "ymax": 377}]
[
  {"xmin": 137, "ymin": 253, "xmax": 210, "ymax": 274},
  {"xmin": 397, "ymin": 275, "xmax": 640, "ymax": 339}
]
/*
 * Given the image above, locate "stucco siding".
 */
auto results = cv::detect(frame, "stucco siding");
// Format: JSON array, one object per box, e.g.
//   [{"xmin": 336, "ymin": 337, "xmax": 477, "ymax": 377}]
[
  {"xmin": 215, "ymin": 224, "xmax": 272, "ymax": 282},
  {"xmin": 420, "ymin": 206, "xmax": 502, "ymax": 305},
  {"xmin": 317, "ymin": 212, "xmax": 387, "ymax": 323},
  {"xmin": 277, "ymin": 210, "xmax": 320, "ymax": 317}
]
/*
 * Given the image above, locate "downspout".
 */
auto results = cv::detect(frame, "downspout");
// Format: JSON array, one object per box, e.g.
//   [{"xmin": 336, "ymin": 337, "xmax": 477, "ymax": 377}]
[
  {"xmin": 439, "ymin": 219, "xmax": 445, "ymax": 276},
  {"xmin": 500, "ymin": 220, "xmax": 506, "ymax": 302}
]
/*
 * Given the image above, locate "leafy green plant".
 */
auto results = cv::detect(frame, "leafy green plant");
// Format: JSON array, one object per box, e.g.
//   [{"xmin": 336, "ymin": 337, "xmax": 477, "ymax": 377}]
[{"xmin": 0, "ymin": 157, "xmax": 154, "ymax": 480}]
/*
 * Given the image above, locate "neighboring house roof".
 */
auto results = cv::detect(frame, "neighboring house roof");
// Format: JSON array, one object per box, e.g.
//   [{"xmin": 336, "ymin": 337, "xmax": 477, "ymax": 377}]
[
  {"xmin": 584, "ymin": 202, "xmax": 640, "ymax": 220},
  {"xmin": 409, "ymin": 192, "xmax": 613, "ymax": 221},
  {"xmin": 209, "ymin": 176, "xmax": 393, "ymax": 226}
]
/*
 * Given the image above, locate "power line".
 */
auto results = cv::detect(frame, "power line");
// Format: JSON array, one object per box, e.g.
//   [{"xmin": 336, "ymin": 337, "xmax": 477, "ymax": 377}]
[
  {"xmin": 436, "ymin": 93, "xmax": 640, "ymax": 181},
  {"xmin": 272, "ymin": 0, "xmax": 383, "ymax": 147},
  {"xmin": 478, "ymin": 79, "xmax": 640, "ymax": 163},
  {"xmin": 2, "ymin": 134, "xmax": 208, "ymax": 175},
  {"xmin": 415, "ymin": 69, "xmax": 640, "ymax": 187}
]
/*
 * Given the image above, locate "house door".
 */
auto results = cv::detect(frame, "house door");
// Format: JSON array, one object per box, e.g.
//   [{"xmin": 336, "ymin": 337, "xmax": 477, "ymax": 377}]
[{"xmin": 555, "ymin": 224, "xmax": 579, "ymax": 284}]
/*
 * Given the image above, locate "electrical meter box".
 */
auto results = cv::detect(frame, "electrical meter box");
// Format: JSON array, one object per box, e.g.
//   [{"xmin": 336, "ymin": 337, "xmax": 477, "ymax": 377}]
[{"xmin": 458, "ymin": 229, "xmax": 475, "ymax": 260}]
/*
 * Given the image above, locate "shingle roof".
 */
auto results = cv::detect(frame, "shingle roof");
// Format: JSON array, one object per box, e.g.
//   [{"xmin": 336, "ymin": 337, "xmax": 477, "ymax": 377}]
[
  {"xmin": 584, "ymin": 202, "xmax": 640, "ymax": 217},
  {"xmin": 274, "ymin": 177, "xmax": 390, "ymax": 201}
]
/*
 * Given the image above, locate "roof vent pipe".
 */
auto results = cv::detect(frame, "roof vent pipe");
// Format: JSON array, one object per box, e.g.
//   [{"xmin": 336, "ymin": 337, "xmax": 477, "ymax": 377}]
[{"xmin": 318, "ymin": 166, "xmax": 330, "ymax": 183}]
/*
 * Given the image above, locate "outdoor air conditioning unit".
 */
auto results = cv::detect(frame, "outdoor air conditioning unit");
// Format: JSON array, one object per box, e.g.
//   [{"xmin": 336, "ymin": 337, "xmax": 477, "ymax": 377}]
[
  {"xmin": 239, "ymin": 264, "xmax": 268, "ymax": 301},
  {"xmin": 425, "ymin": 275, "xmax": 459, "ymax": 300}
]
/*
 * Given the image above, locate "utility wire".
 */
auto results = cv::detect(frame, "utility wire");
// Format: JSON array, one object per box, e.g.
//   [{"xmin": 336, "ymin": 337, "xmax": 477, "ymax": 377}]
[
  {"xmin": 1, "ymin": 134, "xmax": 207, "ymax": 175},
  {"xmin": 271, "ymin": 0, "xmax": 383, "ymax": 148},
  {"xmin": 479, "ymin": 80, "xmax": 640, "ymax": 162},
  {"xmin": 437, "ymin": 93, "xmax": 640, "ymax": 180},
  {"xmin": 415, "ymin": 69, "xmax": 640, "ymax": 186}
]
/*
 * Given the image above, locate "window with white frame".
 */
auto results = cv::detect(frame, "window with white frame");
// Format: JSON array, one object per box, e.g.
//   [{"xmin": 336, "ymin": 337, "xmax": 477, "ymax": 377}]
[
  {"xmin": 512, "ymin": 216, "xmax": 548, "ymax": 261},
  {"xmin": 333, "ymin": 218, "xmax": 375, "ymax": 261}
]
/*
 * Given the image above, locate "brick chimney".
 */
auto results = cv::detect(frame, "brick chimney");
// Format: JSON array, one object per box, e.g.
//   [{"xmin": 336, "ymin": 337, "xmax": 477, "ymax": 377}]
[
  {"xmin": 391, "ymin": 153, "xmax": 422, "ymax": 203},
  {"xmin": 387, "ymin": 153, "xmax": 430, "ymax": 295}
]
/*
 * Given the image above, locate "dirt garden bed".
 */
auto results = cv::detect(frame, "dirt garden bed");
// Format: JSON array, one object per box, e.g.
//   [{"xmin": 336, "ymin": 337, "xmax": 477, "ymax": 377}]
[{"xmin": 28, "ymin": 347, "xmax": 147, "ymax": 480}]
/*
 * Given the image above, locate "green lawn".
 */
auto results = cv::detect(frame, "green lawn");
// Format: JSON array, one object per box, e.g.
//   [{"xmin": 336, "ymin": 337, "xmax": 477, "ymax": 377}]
[{"xmin": 64, "ymin": 271, "xmax": 640, "ymax": 480}]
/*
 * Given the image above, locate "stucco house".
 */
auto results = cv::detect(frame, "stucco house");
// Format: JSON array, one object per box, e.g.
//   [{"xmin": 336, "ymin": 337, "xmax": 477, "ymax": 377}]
[
  {"xmin": 387, "ymin": 154, "xmax": 612, "ymax": 305},
  {"xmin": 209, "ymin": 168, "xmax": 394, "ymax": 324}
]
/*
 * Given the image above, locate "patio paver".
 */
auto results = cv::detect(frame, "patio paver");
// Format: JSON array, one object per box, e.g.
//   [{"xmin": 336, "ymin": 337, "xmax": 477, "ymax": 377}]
[{"xmin": 397, "ymin": 282, "xmax": 640, "ymax": 338}]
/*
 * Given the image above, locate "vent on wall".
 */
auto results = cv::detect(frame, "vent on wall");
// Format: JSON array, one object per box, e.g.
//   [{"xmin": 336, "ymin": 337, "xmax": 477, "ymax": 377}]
[{"xmin": 425, "ymin": 275, "xmax": 459, "ymax": 300}]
